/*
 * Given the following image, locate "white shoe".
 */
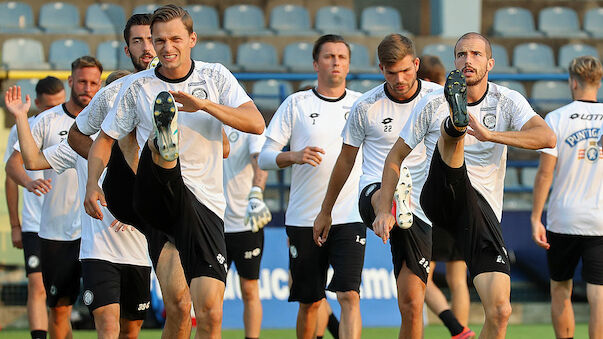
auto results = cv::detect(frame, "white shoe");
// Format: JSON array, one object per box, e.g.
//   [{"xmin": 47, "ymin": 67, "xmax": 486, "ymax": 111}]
[
  {"xmin": 152, "ymin": 91, "xmax": 179, "ymax": 161},
  {"xmin": 394, "ymin": 166, "xmax": 413, "ymax": 229}
]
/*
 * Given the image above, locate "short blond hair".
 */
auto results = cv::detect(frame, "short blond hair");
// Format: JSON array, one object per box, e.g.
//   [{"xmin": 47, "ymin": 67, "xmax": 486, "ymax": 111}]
[
  {"xmin": 377, "ymin": 34, "xmax": 415, "ymax": 67},
  {"xmin": 151, "ymin": 4, "xmax": 193, "ymax": 34},
  {"xmin": 569, "ymin": 55, "xmax": 603, "ymax": 87}
]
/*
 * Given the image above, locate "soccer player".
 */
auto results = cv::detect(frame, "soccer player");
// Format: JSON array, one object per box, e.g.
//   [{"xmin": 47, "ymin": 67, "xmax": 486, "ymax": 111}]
[
  {"xmin": 3, "ymin": 77, "xmax": 64, "ymax": 339},
  {"xmin": 417, "ymin": 55, "xmax": 474, "ymax": 338},
  {"xmin": 68, "ymin": 14, "xmax": 193, "ymax": 338},
  {"xmin": 5, "ymin": 56, "xmax": 102, "ymax": 339},
  {"xmin": 374, "ymin": 32, "xmax": 556, "ymax": 339},
  {"xmin": 223, "ymin": 127, "xmax": 269, "ymax": 339},
  {"xmin": 531, "ymin": 55, "xmax": 603, "ymax": 339},
  {"xmin": 314, "ymin": 34, "xmax": 440, "ymax": 339},
  {"xmin": 84, "ymin": 5, "xmax": 265, "ymax": 337}
]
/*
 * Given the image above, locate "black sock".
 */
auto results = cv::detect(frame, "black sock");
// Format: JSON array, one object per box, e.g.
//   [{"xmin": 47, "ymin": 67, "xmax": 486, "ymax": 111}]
[
  {"xmin": 244, "ymin": 337, "xmax": 258, "ymax": 339},
  {"xmin": 316, "ymin": 337, "xmax": 323, "ymax": 339},
  {"xmin": 439, "ymin": 309, "xmax": 464, "ymax": 336},
  {"xmin": 31, "ymin": 330, "xmax": 47, "ymax": 339},
  {"xmin": 327, "ymin": 312, "xmax": 340, "ymax": 339},
  {"xmin": 444, "ymin": 116, "xmax": 466, "ymax": 137}
]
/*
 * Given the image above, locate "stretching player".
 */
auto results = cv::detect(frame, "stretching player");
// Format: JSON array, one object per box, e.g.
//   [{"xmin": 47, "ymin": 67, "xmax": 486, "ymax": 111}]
[
  {"xmin": 531, "ymin": 56, "xmax": 603, "ymax": 339},
  {"xmin": 374, "ymin": 32, "xmax": 555, "ymax": 339},
  {"xmin": 314, "ymin": 34, "xmax": 440, "ymax": 339},
  {"xmin": 3, "ymin": 77, "xmax": 64, "ymax": 339},
  {"xmin": 223, "ymin": 127, "xmax": 269, "ymax": 339},
  {"xmin": 67, "ymin": 14, "xmax": 193, "ymax": 338},
  {"xmin": 418, "ymin": 55, "xmax": 474, "ymax": 338},
  {"xmin": 6, "ymin": 56, "xmax": 102, "ymax": 339},
  {"xmin": 85, "ymin": 5, "xmax": 265, "ymax": 337},
  {"xmin": 259, "ymin": 34, "xmax": 363, "ymax": 339}
]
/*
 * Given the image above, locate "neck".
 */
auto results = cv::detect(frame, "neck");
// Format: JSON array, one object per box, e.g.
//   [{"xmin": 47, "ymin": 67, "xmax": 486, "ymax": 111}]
[
  {"xmin": 315, "ymin": 82, "xmax": 346, "ymax": 98},
  {"xmin": 467, "ymin": 78, "xmax": 488, "ymax": 104},
  {"xmin": 391, "ymin": 79, "xmax": 418, "ymax": 101},
  {"xmin": 572, "ymin": 88, "xmax": 598, "ymax": 102},
  {"xmin": 64, "ymin": 100, "xmax": 83, "ymax": 116},
  {"xmin": 159, "ymin": 58, "xmax": 192, "ymax": 79}
]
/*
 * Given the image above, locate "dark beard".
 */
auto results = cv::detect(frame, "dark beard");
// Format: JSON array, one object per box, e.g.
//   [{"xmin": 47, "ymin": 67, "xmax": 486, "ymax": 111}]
[
  {"xmin": 130, "ymin": 54, "xmax": 147, "ymax": 72},
  {"xmin": 70, "ymin": 89, "xmax": 86, "ymax": 110}
]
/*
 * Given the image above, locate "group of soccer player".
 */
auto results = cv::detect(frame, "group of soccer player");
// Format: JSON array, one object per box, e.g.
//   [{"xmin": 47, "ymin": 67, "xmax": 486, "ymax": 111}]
[{"xmin": 3, "ymin": 3, "xmax": 602, "ymax": 339}]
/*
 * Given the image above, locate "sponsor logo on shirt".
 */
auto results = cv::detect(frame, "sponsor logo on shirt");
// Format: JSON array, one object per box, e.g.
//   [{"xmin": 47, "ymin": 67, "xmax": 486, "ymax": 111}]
[
  {"xmin": 564, "ymin": 128, "xmax": 600, "ymax": 147},
  {"xmin": 382, "ymin": 118, "xmax": 393, "ymax": 132},
  {"xmin": 244, "ymin": 247, "xmax": 261, "ymax": 259},
  {"xmin": 309, "ymin": 113, "xmax": 319, "ymax": 125},
  {"xmin": 569, "ymin": 113, "xmax": 603, "ymax": 120},
  {"xmin": 188, "ymin": 81, "xmax": 206, "ymax": 87}
]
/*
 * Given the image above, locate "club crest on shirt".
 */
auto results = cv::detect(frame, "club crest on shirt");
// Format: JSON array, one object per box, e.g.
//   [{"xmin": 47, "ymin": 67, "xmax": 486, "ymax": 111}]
[
  {"xmin": 482, "ymin": 113, "xmax": 497, "ymax": 130},
  {"xmin": 343, "ymin": 106, "xmax": 352, "ymax": 120},
  {"xmin": 579, "ymin": 141, "xmax": 602, "ymax": 162},
  {"xmin": 192, "ymin": 88, "xmax": 207, "ymax": 100},
  {"xmin": 228, "ymin": 131, "xmax": 239, "ymax": 143}
]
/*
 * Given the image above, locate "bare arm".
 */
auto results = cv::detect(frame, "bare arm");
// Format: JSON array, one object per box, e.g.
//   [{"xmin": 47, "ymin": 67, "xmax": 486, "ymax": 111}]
[
  {"xmin": 84, "ymin": 131, "xmax": 115, "ymax": 220},
  {"xmin": 313, "ymin": 144, "xmax": 359, "ymax": 245},
  {"xmin": 468, "ymin": 114, "xmax": 556, "ymax": 150},
  {"xmin": 6, "ymin": 152, "xmax": 51, "ymax": 195},
  {"xmin": 372, "ymin": 138, "xmax": 413, "ymax": 243},
  {"xmin": 276, "ymin": 146, "xmax": 326, "ymax": 168},
  {"xmin": 68, "ymin": 123, "xmax": 93, "ymax": 159},
  {"xmin": 250, "ymin": 152, "xmax": 268, "ymax": 190},
  {"xmin": 5, "ymin": 175, "xmax": 22, "ymax": 248},
  {"xmin": 530, "ymin": 152, "xmax": 556, "ymax": 250},
  {"xmin": 170, "ymin": 91, "xmax": 265, "ymax": 135}
]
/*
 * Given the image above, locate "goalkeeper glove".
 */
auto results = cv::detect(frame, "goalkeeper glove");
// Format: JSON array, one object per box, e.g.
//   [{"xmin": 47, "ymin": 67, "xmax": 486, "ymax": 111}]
[{"xmin": 244, "ymin": 186, "xmax": 272, "ymax": 232}]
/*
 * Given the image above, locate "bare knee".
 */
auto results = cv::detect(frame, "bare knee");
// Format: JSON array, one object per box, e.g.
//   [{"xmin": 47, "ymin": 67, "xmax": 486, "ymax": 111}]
[
  {"xmin": 398, "ymin": 296, "xmax": 423, "ymax": 319},
  {"xmin": 195, "ymin": 303, "xmax": 223, "ymax": 330},
  {"xmin": 551, "ymin": 281, "xmax": 572, "ymax": 301},
  {"xmin": 485, "ymin": 301, "xmax": 512, "ymax": 325},
  {"xmin": 299, "ymin": 300, "xmax": 322, "ymax": 315},
  {"xmin": 240, "ymin": 280, "xmax": 259, "ymax": 304},
  {"xmin": 337, "ymin": 291, "xmax": 359, "ymax": 310}
]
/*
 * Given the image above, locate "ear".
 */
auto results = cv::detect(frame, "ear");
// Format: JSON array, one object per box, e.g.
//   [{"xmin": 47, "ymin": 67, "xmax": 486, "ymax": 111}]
[
  {"xmin": 124, "ymin": 45, "xmax": 131, "ymax": 57},
  {"xmin": 378, "ymin": 63, "xmax": 384, "ymax": 74},
  {"xmin": 486, "ymin": 57, "xmax": 495, "ymax": 72},
  {"xmin": 68, "ymin": 75, "xmax": 73, "ymax": 88},
  {"xmin": 313, "ymin": 60, "xmax": 319, "ymax": 73},
  {"xmin": 414, "ymin": 57, "xmax": 420, "ymax": 70},
  {"xmin": 190, "ymin": 32, "xmax": 197, "ymax": 48}
]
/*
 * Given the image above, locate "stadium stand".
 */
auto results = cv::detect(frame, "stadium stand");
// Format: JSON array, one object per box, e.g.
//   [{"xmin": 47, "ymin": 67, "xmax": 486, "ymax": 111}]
[
  {"xmin": 236, "ymin": 42, "xmax": 285, "ymax": 72},
  {"xmin": 39, "ymin": 2, "xmax": 87, "ymax": 34},
  {"xmin": 297, "ymin": 79, "xmax": 317, "ymax": 90},
  {"xmin": 85, "ymin": 3, "xmax": 126, "ymax": 34},
  {"xmin": 252, "ymin": 79, "xmax": 293, "ymax": 113},
  {"xmin": 491, "ymin": 7, "xmax": 543, "ymax": 37},
  {"xmin": 360, "ymin": 6, "xmax": 410, "ymax": 37},
  {"xmin": 96, "ymin": 40, "xmax": 121, "ymax": 71},
  {"xmin": 315, "ymin": 6, "xmax": 363, "ymax": 36},
  {"xmin": 512, "ymin": 42, "xmax": 561, "ymax": 73},
  {"xmin": 2, "ymin": 38, "xmax": 50, "ymax": 69},
  {"xmin": 349, "ymin": 42, "xmax": 376, "ymax": 73},
  {"xmin": 347, "ymin": 79, "xmax": 382, "ymax": 93},
  {"xmin": 192, "ymin": 41, "xmax": 238, "ymax": 71},
  {"xmin": 223, "ymin": 4, "xmax": 272, "ymax": 36},
  {"xmin": 132, "ymin": 3, "xmax": 159, "ymax": 15},
  {"xmin": 185, "ymin": 5, "xmax": 226, "ymax": 36},
  {"xmin": 0, "ymin": 1, "xmax": 40, "ymax": 33},
  {"xmin": 491, "ymin": 43, "xmax": 516, "ymax": 74},
  {"xmin": 584, "ymin": 7, "xmax": 603, "ymax": 38},
  {"xmin": 49, "ymin": 39, "xmax": 90, "ymax": 70},
  {"xmin": 493, "ymin": 80, "xmax": 527, "ymax": 97},
  {"xmin": 421, "ymin": 43, "xmax": 455, "ymax": 72},
  {"xmin": 283, "ymin": 42, "xmax": 314, "ymax": 72},
  {"xmin": 269, "ymin": 5, "xmax": 316, "ymax": 36},
  {"xmin": 538, "ymin": 7, "xmax": 588, "ymax": 38},
  {"xmin": 15, "ymin": 78, "xmax": 38, "ymax": 103},
  {"xmin": 531, "ymin": 80, "xmax": 572, "ymax": 114},
  {"xmin": 558, "ymin": 43, "xmax": 599, "ymax": 71}
]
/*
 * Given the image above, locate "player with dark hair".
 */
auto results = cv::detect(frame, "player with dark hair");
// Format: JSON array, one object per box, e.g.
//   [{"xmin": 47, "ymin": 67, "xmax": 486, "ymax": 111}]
[{"xmin": 418, "ymin": 55, "xmax": 446, "ymax": 86}]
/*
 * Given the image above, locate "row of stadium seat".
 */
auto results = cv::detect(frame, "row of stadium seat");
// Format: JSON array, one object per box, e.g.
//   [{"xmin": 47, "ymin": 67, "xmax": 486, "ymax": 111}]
[
  {"xmin": 0, "ymin": 2, "xmax": 410, "ymax": 37},
  {"xmin": 492, "ymin": 6, "xmax": 603, "ymax": 38},
  {"xmin": 2, "ymin": 36, "xmax": 600, "ymax": 74}
]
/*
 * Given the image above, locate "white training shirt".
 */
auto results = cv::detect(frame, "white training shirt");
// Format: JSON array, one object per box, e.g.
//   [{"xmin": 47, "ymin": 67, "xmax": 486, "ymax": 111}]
[
  {"xmin": 14, "ymin": 104, "xmax": 81, "ymax": 240},
  {"xmin": 223, "ymin": 126, "xmax": 266, "ymax": 233},
  {"xmin": 43, "ymin": 139, "xmax": 150, "ymax": 266},
  {"xmin": 76, "ymin": 75, "xmax": 128, "ymax": 136},
  {"xmin": 263, "ymin": 88, "xmax": 363, "ymax": 227},
  {"xmin": 540, "ymin": 100, "xmax": 603, "ymax": 235},
  {"xmin": 101, "ymin": 61, "xmax": 252, "ymax": 219},
  {"xmin": 401, "ymin": 82, "xmax": 537, "ymax": 222},
  {"xmin": 4, "ymin": 122, "xmax": 43, "ymax": 233},
  {"xmin": 342, "ymin": 80, "xmax": 441, "ymax": 225}
]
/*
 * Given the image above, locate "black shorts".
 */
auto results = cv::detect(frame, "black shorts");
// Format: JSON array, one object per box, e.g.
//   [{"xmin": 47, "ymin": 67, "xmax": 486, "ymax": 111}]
[
  {"xmin": 133, "ymin": 144, "xmax": 227, "ymax": 284},
  {"xmin": 103, "ymin": 142, "xmax": 169, "ymax": 270},
  {"xmin": 432, "ymin": 224, "xmax": 464, "ymax": 262},
  {"xmin": 81, "ymin": 259, "xmax": 151, "ymax": 320},
  {"xmin": 40, "ymin": 238, "xmax": 82, "ymax": 307},
  {"xmin": 22, "ymin": 232, "xmax": 42, "ymax": 275},
  {"xmin": 225, "ymin": 229, "xmax": 264, "ymax": 280},
  {"xmin": 420, "ymin": 146, "xmax": 510, "ymax": 280},
  {"xmin": 286, "ymin": 223, "xmax": 366, "ymax": 304},
  {"xmin": 547, "ymin": 231, "xmax": 603, "ymax": 285},
  {"xmin": 359, "ymin": 183, "xmax": 432, "ymax": 283}
]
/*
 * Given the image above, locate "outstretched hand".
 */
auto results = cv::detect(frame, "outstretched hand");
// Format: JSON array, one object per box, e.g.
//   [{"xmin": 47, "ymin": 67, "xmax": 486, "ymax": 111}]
[
  {"xmin": 467, "ymin": 113, "xmax": 492, "ymax": 142},
  {"xmin": 4, "ymin": 86, "xmax": 31, "ymax": 118},
  {"xmin": 170, "ymin": 90, "xmax": 206, "ymax": 112}
]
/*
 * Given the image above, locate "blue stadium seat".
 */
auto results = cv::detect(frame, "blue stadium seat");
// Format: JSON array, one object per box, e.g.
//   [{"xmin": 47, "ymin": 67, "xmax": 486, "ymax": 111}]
[
  {"xmin": 283, "ymin": 42, "xmax": 314, "ymax": 72},
  {"xmin": 0, "ymin": 1, "xmax": 40, "ymax": 33},
  {"xmin": 347, "ymin": 79, "xmax": 382, "ymax": 93},
  {"xmin": 538, "ymin": 7, "xmax": 588, "ymax": 38},
  {"xmin": 117, "ymin": 41, "xmax": 134, "ymax": 70},
  {"xmin": 315, "ymin": 6, "xmax": 362, "ymax": 36},
  {"xmin": 558, "ymin": 43, "xmax": 599, "ymax": 70},
  {"xmin": 252, "ymin": 79, "xmax": 293, "ymax": 113},
  {"xmin": 223, "ymin": 4, "xmax": 272, "ymax": 36},
  {"xmin": 269, "ymin": 5, "xmax": 316, "ymax": 36},
  {"xmin": 298, "ymin": 79, "xmax": 317, "ymax": 91},
  {"xmin": 132, "ymin": 4, "xmax": 159, "ymax": 15},
  {"xmin": 421, "ymin": 43, "xmax": 455, "ymax": 72},
  {"xmin": 96, "ymin": 40, "xmax": 121, "ymax": 70},
  {"xmin": 520, "ymin": 167, "xmax": 538, "ymax": 188},
  {"xmin": 584, "ymin": 8, "xmax": 603, "ymax": 38},
  {"xmin": 531, "ymin": 80, "xmax": 572, "ymax": 114},
  {"xmin": 2, "ymin": 39, "xmax": 50, "ymax": 69},
  {"xmin": 512, "ymin": 43, "xmax": 561, "ymax": 73},
  {"xmin": 492, "ymin": 7, "xmax": 543, "ymax": 37},
  {"xmin": 192, "ymin": 41, "xmax": 238, "ymax": 71},
  {"xmin": 85, "ymin": 3, "xmax": 126, "ymax": 34},
  {"xmin": 494, "ymin": 81, "xmax": 527, "ymax": 97},
  {"xmin": 237, "ymin": 42, "xmax": 285, "ymax": 72},
  {"xmin": 491, "ymin": 43, "xmax": 516, "ymax": 74},
  {"xmin": 360, "ymin": 6, "xmax": 411, "ymax": 37},
  {"xmin": 39, "ymin": 2, "xmax": 87, "ymax": 34},
  {"xmin": 185, "ymin": 5, "xmax": 225, "ymax": 36},
  {"xmin": 349, "ymin": 43, "xmax": 376, "ymax": 73},
  {"xmin": 15, "ymin": 79, "xmax": 38, "ymax": 103},
  {"xmin": 49, "ymin": 39, "xmax": 90, "ymax": 70}
]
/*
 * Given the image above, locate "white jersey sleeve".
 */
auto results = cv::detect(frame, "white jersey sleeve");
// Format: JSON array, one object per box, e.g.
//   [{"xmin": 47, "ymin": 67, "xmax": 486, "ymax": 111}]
[
  {"xmin": 14, "ymin": 114, "xmax": 45, "ymax": 152},
  {"xmin": 248, "ymin": 133, "xmax": 266, "ymax": 155},
  {"xmin": 216, "ymin": 64, "xmax": 252, "ymax": 108},
  {"xmin": 76, "ymin": 78, "xmax": 124, "ymax": 136},
  {"xmin": 504, "ymin": 90, "xmax": 538, "ymax": 131},
  {"xmin": 540, "ymin": 113, "xmax": 560, "ymax": 157},
  {"xmin": 42, "ymin": 140, "xmax": 78, "ymax": 174},
  {"xmin": 101, "ymin": 76, "xmax": 141, "ymax": 141},
  {"xmin": 400, "ymin": 92, "xmax": 446, "ymax": 149},
  {"xmin": 342, "ymin": 100, "xmax": 367, "ymax": 147},
  {"xmin": 264, "ymin": 96, "xmax": 294, "ymax": 146},
  {"xmin": 4, "ymin": 125, "xmax": 18, "ymax": 163}
]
